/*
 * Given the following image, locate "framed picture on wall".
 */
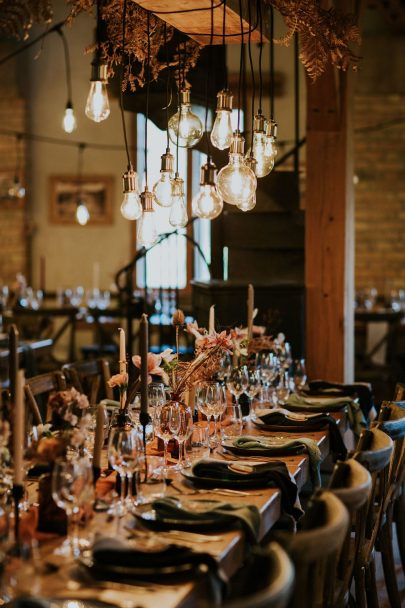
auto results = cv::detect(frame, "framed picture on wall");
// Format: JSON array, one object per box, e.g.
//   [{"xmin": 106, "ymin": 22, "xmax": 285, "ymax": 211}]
[{"xmin": 49, "ymin": 175, "xmax": 114, "ymax": 225}]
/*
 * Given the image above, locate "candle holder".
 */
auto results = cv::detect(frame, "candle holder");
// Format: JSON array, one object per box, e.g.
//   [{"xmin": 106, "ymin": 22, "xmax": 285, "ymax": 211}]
[
  {"xmin": 12, "ymin": 483, "xmax": 24, "ymax": 549},
  {"xmin": 139, "ymin": 410, "xmax": 149, "ymax": 482}
]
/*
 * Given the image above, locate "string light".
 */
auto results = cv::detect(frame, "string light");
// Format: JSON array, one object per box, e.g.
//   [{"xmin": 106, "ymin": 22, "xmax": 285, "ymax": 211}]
[
  {"xmin": 57, "ymin": 29, "xmax": 77, "ymax": 133},
  {"xmin": 168, "ymin": 88, "xmax": 203, "ymax": 148},
  {"xmin": 211, "ymin": 89, "xmax": 233, "ymax": 150},
  {"xmin": 169, "ymin": 173, "xmax": 188, "ymax": 228},
  {"xmin": 75, "ymin": 144, "xmax": 90, "ymax": 226},
  {"xmin": 192, "ymin": 160, "xmax": 223, "ymax": 220},
  {"xmin": 217, "ymin": 131, "xmax": 256, "ymax": 206},
  {"xmin": 85, "ymin": 1, "xmax": 110, "ymax": 123}
]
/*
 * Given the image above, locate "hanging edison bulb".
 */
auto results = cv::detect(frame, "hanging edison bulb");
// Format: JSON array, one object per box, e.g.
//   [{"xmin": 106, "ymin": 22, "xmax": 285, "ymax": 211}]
[
  {"xmin": 85, "ymin": 58, "xmax": 110, "ymax": 123},
  {"xmin": 169, "ymin": 174, "xmax": 188, "ymax": 227},
  {"xmin": 168, "ymin": 89, "xmax": 203, "ymax": 148},
  {"xmin": 152, "ymin": 148, "xmax": 174, "ymax": 207},
  {"xmin": 217, "ymin": 131, "xmax": 257, "ymax": 206},
  {"xmin": 237, "ymin": 156, "xmax": 257, "ymax": 212},
  {"xmin": 265, "ymin": 118, "xmax": 278, "ymax": 163},
  {"xmin": 246, "ymin": 113, "xmax": 275, "ymax": 178},
  {"xmin": 137, "ymin": 189, "xmax": 158, "ymax": 247},
  {"xmin": 210, "ymin": 89, "xmax": 233, "ymax": 150},
  {"xmin": 62, "ymin": 101, "xmax": 77, "ymax": 134},
  {"xmin": 192, "ymin": 160, "xmax": 223, "ymax": 220},
  {"xmin": 120, "ymin": 164, "xmax": 142, "ymax": 220},
  {"xmin": 76, "ymin": 198, "xmax": 90, "ymax": 226}
]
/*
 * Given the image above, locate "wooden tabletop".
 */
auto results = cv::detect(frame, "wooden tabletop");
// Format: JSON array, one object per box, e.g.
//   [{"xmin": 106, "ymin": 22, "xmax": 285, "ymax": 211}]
[{"xmin": 27, "ymin": 414, "xmax": 343, "ymax": 608}]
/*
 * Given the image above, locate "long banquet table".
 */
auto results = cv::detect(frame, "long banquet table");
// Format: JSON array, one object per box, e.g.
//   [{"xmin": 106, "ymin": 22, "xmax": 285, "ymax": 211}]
[{"xmin": 26, "ymin": 414, "xmax": 344, "ymax": 608}]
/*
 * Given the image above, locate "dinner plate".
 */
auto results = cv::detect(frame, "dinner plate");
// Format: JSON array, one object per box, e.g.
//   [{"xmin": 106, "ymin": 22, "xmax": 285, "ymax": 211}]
[
  {"xmin": 133, "ymin": 499, "xmax": 230, "ymax": 532},
  {"xmin": 252, "ymin": 418, "xmax": 328, "ymax": 432},
  {"xmin": 284, "ymin": 400, "xmax": 348, "ymax": 413},
  {"xmin": 221, "ymin": 438, "xmax": 306, "ymax": 456},
  {"xmin": 80, "ymin": 554, "xmax": 197, "ymax": 582},
  {"xmin": 181, "ymin": 468, "xmax": 270, "ymax": 489}
]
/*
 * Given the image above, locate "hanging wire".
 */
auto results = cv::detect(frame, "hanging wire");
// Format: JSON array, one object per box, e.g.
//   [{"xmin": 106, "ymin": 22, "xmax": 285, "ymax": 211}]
[
  {"xmin": 237, "ymin": 0, "xmax": 244, "ymax": 132},
  {"xmin": 204, "ymin": 0, "xmax": 215, "ymax": 158},
  {"xmin": 76, "ymin": 142, "xmax": 85, "ymax": 198},
  {"xmin": 269, "ymin": 4, "xmax": 275, "ymax": 119},
  {"xmin": 56, "ymin": 29, "xmax": 73, "ymax": 105},
  {"xmin": 145, "ymin": 11, "xmax": 151, "ymax": 188},
  {"xmin": 222, "ymin": 0, "xmax": 228, "ymax": 89},
  {"xmin": 164, "ymin": 22, "xmax": 170, "ymax": 148},
  {"xmin": 258, "ymin": 0, "xmax": 263, "ymax": 115},
  {"xmin": 294, "ymin": 32, "xmax": 299, "ymax": 176},
  {"xmin": 175, "ymin": 43, "xmax": 181, "ymax": 174},
  {"xmin": 247, "ymin": 0, "xmax": 256, "ymax": 147},
  {"xmin": 119, "ymin": 0, "xmax": 132, "ymax": 168}
]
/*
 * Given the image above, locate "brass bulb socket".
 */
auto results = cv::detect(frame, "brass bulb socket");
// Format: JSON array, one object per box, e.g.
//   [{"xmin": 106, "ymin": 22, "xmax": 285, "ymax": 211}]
[
  {"xmin": 200, "ymin": 161, "xmax": 217, "ymax": 186},
  {"xmin": 122, "ymin": 167, "xmax": 138, "ymax": 193},
  {"xmin": 254, "ymin": 113, "xmax": 266, "ymax": 133},
  {"xmin": 172, "ymin": 175, "xmax": 184, "ymax": 196},
  {"xmin": 90, "ymin": 60, "xmax": 108, "ymax": 83},
  {"xmin": 141, "ymin": 189, "xmax": 154, "ymax": 211},
  {"xmin": 180, "ymin": 89, "xmax": 191, "ymax": 105},
  {"xmin": 245, "ymin": 155, "xmax": 257, "ymax": 174},
  {"xmin": 160, "ymin": 149, "xmax": 174, "ymax": 173},
  {"xmin": 216, "ymin": 89, "xmax": 233, "ymax": 112},
  {"xmin": 230, "ymin": 131, "xmax": 245, "ymax": 155},
  {"xmin": 265, "ymin": 119, "xmax": 278, "ymax": 138}
]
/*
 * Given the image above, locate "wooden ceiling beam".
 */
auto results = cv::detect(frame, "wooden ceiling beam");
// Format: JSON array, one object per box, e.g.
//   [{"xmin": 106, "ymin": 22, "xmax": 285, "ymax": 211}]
[{"xmin": 135, "ymin": 1, "xmax": 269, "ymax": 45}]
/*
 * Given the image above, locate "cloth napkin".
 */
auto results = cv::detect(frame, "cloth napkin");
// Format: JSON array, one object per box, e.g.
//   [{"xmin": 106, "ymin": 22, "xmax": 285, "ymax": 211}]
[
  {"xmin": 257, "ymin": 409, "xmax": 347, "ymax": 460},
  {"xmin": 307, "ymin": 380, "xmax": 374, "ymax": 419},
  {"xmin": 152, "ymin": 496, "xmax": 261, "ymax": 543},
  {"xmin": 232, "ymin": 436, "xmax": 322, "ymax": 488},
  {"xmin": 287, "ymin": 393, "xmax": 366, "ymax": 438},
  {"xmin": 192, "ymin": 459, "xmax": 302, "ymax": 521}
]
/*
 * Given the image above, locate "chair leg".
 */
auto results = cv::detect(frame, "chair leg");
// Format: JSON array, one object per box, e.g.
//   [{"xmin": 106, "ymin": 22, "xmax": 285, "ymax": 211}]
[
  {"xmin": 354, "ymin": 565, "xmax": 367, "ymax": 608},
  {"xmin": 394, "ymin": 487, "xmax": 405, "ymax": 575},
  {"xmin": 379, "ymin": 521, "xmax": 402, "ymax": 608},
  {"xmin": 365, "ymin": 559, "xmax": 379, "ymax": 608}
]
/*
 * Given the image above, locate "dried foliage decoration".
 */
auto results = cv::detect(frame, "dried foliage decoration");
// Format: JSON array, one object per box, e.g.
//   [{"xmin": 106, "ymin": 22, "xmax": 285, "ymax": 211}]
[
  {"xmin": 267, "ymin": 0, "xmax": 361, "ymax": 80},
  {"xmin": 68, "ymin": 0, "xmax": 201, "ymax": 91},
  {"xmin": 0, "ymin": 0, "xmax": 53, "ymax": 41}
]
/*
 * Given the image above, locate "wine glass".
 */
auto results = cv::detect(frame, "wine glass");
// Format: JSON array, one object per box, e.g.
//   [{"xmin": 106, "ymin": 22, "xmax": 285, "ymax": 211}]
[
  {"xmin": 51, "ymin": 457, "xmax": 94, "ymax": 557},
  {"xmin": 245, "ymin": 369, "xmax": 261, "ymax": 420},
  {"xmin": 153, "ymin": 404, "xmax": 175, "ymax": 474},
  {"xmin": 255, "ymin": 353, "xmax": 279, "ymax": 387},
  {"xmin": 168, "ymin": 403, "xmax": 193, "ymax": 470},
  {"xmin": 274, "ymin": 371, "xmax": 291, "ymax": 407},
  {"xmin": 292, "ymin": 359, "xmax": 307, "ymax": 392},
  {"xmin": 196, "ymin": 382, "xmax": 225, "ymax": 448},
  {"xmin": 108, "ymin": 427, "xmax": 142, "ymax": 515},
  {"xmin": 216, "ymin": 352, "xmax": 232, "ymax": 382},
  {"xmin": 226, "ymin": 367, "xmax": 249, "ymax": 402}
]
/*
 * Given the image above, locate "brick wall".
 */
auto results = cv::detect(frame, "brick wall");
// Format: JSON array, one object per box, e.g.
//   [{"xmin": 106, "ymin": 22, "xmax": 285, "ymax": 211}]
[
  {"xmin": 354, "ymin": 94, "xmax": 405, "ymax": 293},
  {"xmin": 0, "ymin": 48, "xmax": 28, "ymax": 285}
]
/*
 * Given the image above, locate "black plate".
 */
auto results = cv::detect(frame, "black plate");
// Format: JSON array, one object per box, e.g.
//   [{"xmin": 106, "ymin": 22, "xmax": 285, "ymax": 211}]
[
  {"xmin": 80, "ymin": 554, "xmax": 197, "ymax": 583},
  {"xmin": 181, "ymin": 468, "xmax": 269, "ymax": 489},
  {"xmin": 133, "ymin": 500, "xmax": 230, "ymax": 532},
  {"xmin": 252, "ymin": 418, "xmax": 327, "ymax": 432},
  {"xmin": 221, "ymin": 438, "xmax": 306, "ymax": 456}
]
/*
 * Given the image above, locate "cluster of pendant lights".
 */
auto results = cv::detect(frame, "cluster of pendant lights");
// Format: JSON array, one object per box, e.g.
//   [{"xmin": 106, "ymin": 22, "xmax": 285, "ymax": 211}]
[{"xmin": 63, "ymin": 22, "xmax": 278, "ymax": 239}]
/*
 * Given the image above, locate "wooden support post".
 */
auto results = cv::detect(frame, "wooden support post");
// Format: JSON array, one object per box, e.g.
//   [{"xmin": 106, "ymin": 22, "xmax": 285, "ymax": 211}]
[{"xmin": 305, "ymin": 66, "xmax": 354, "ymax": 382}]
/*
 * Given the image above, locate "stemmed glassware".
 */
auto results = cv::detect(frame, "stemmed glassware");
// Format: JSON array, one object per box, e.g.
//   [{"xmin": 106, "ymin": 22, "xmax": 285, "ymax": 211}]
[
  {"xmin": 153, "ymin": 404, "xmax": 175, "ymax": 473},
  {"xmin": 51, "ymin": 457, "xmax": 94, "ymax": 557},
  {"xmin": 216, "ymin": 352, "xmax": 232, "ymax": 382},
  {"xmin": 226, "ymin": 366, "xmax": 249, "ymax": 403},
  {"xmin": 196, "ymin": 381, "xmax": 226, "ymax": 447},
  {"xmin": 292, "ymin": 359, "xmax": 307, "ymax": 392},
  {"xmin": 255, "ymin": 353, "xmax": 279, "ymax": 387},
  {"xmin": 274, "ymin": 371, "xmax": 291, "ymax": 406},
  {"xmin": 245, "ymin": 368, "xmax": 261, "ymax": 419},
  {"xmin": 168, "ymin": 404, "xmax": 193, "ymax": 470},
  {"xmin": 108, "ymin": 427, "xmax": 142, "ymax": 515}
]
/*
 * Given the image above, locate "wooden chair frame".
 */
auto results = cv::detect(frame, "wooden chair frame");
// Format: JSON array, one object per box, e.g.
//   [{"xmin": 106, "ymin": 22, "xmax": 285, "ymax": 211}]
[
  {"xmin": 24, "ymin": 371, "xmax": 66, "ymax": 425},
  {"xmin": 62, "ymin": 358, "xmax": 113, "ymax": 404}
]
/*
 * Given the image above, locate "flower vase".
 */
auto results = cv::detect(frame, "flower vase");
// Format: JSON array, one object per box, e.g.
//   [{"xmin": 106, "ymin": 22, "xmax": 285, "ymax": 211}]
[{"xmin": 37, "ymin": 472, "xmax": 67, "ymax": 535}]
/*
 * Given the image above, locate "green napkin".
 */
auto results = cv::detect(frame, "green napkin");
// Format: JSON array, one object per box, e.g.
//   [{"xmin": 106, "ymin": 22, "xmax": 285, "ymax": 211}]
[
  {"xmin": 287, "ymin": 393, "xmax": 366, "ymax": 438},
  {"xmin": 152, "ymin": 496, "xmax": 260, "ymax": 543},
  {"xmin": 232, "ymin": 436, "xmax": 322, "ymax": 488}
]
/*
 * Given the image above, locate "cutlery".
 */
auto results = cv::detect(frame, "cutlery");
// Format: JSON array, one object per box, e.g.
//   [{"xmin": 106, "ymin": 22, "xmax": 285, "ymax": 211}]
[{"xmin": 125, "ymin": 526, "xmax": 223, "ymax": 543}]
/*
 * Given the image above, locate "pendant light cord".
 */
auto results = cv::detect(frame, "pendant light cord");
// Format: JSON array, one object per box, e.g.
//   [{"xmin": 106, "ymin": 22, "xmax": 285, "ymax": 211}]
[
  {"xmin": 237, "ymin": 0, "xmax": 244, "ymax": 132},
  {"xmin": 258, "ymin": 0, "xmax": 263, "ymax": 114},
  {"xmin": 222, "ymin": 0, "xmax": 228, "ymax": 90},
  {"xmin": 204, "ymin": 0, "xmax": 215, "ymax": 159},
  {"xmin": 145, "ymin": 11, "xmax": 151, "ymax": 188},
  {"xmin": 57, "ymin": 29, "xmax": 73, "ymax": 106},
  {"xmin": 294, "ymin": 32, "xmax": 299, "ymax": 176},
  {"xmin": 76, "ymin": 142, "xmax": 85, "ymax": 200},
  {"xmin": 119, "ymin": 0, "xmax": 131, "ymax": 169},
  {"xmin": 269, "ymin": 4, "xmax": 275, "ymax": 120},
  {"xmin": 247, "ymin": 0, "xmax": 255, "ymax": 147},
  {"xmin": 164, "ymin": 22, "xmax": 170, "ymax": 149}
]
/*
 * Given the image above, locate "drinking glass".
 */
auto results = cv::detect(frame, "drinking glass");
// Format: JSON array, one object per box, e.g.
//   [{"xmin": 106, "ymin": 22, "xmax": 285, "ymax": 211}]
[
  {"xmin": 51, "ymin": 457, "xmax": 94, "ymax": 557},
  {"xmin": 190, "ymin": 424, "xmax": 210, "ymax": 461},
  {"xmin": 226, "ymin": 367, "xmax": 249, "ymax": 401},
  {"xmin": 245, "ymin": 369, "xmax": 261, "ymax": 419},
  {"xmin": 221, "ymin": 402, "xmax": 243, "ymax": 440},
  {"xmin": 274, "ymin": 372, "xmax": 291, "ymax": 406},
  {"xmin": 108, "ymin": 427, "xmax": 142, "ymax": 515},
  {"xmin": 292, "ymin": 359, "xmax": 307, "ymax": 392},
  {"xmin": 153, "ymin": 404, "xmax": 175, "ymax": 473},
  {"xmin": 168, "ymin": 403, "xmax": 193, "ymax": 470},
  {"xmin": 216, "ymin": 352, "xmax": 232, "ymax": 381},
  {"xmin": 255, "ymin": 353, "xmax": 279, "ymax": 387},
  {"xmin": 196, "ymin": 382, "xmax": 225, "ymax": 448}
]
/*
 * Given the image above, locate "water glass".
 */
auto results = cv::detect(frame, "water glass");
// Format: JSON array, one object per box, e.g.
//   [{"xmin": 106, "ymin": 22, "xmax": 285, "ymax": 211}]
[
  {"xmin": 255, "ymin": 353, "xmax": 279, "ymax": 387},
  {"xmin": 168, "ymin": 403, "xmax": 193, "ymax": 470},
  {"xmin": 189, "ymin": 423, "xmax": 210, "ymax": 462},
  {"xmin": 108, "ymin": 427, "xmax": 142, "ymax": 515},
  {"xmin": 292, "ymin": 359, "xmax": 307, "ymax": 392},
  {"xmin": 275, "ymin": 372, "xmax": 291, "ymax": 406},
  {"xmin": 137, "ymin": 456, "xmax": 166, "ymax": 503},
  {"xmin": 226, "ymin": 367, "xmax": 249, "ymax": 401},
  {"xmin": 222, "ymin": 403, "xmax": 243, "ymax": 440}
]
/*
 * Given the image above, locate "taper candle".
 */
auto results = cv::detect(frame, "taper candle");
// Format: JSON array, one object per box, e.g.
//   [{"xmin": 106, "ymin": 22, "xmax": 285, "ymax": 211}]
[
  {"xmin": 209, "ymin": 305, "xmax": 215, "ymax": 334},
  {"xmin": 118, "ymin": 327, "xmax": 126, "ymax": 374},
  {"xmin": 247, "ymin": 283, "xmax": 254, "ymax": 340},
  {"xmin": 93, "ymin": 403, "xmax": 106, "ymax": 469},
  {"xmin": 140, "ymin": 314, "xmax": 149, "ymax": 416},
  {"xmin": 13, "ymin": 370, "xmax": 25, "ymax": 486}
]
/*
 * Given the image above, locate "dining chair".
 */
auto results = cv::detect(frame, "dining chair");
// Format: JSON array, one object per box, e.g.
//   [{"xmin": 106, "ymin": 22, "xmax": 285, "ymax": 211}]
[
  {"xmin": 224, "ymin": 542, "xmax": 294, "ymax": 608},
  {"xmin": 276, "ymin": 490, "xmax": 349, "ymax": 608},
  {"xmin": 351, "ymin": 427, "xmax": 394, "ymax": 608},
  {"xmin": 374, "ymin": 400, "xmax": 405, "ymax": 602},
  {"xmin": 328, "ymin": 458, "xmax": 372, "ymax": 607},
  {"xmin": 62, "ymin": 358, "xmax": 113, "ymax": 404},
  {"xmin": 24, "ymin": 371, "xmax": 67, "ymax": 425},
  {"xmin": 393, "ymin": 382, "xmax": 405, "ymax": 401}
]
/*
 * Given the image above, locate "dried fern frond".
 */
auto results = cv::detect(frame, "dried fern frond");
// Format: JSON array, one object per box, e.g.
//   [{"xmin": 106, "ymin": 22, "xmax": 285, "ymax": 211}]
[
  {"xmin": 68, "ymin": 0, "xmax": 201, "ymax": 91},
  {"xmin": 267, "ymin": 0, "xmax": 361, "ymax": 80},
  {"xmin": 0, "ymin": 0, "xmax": 53, "ymax": 41}
]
